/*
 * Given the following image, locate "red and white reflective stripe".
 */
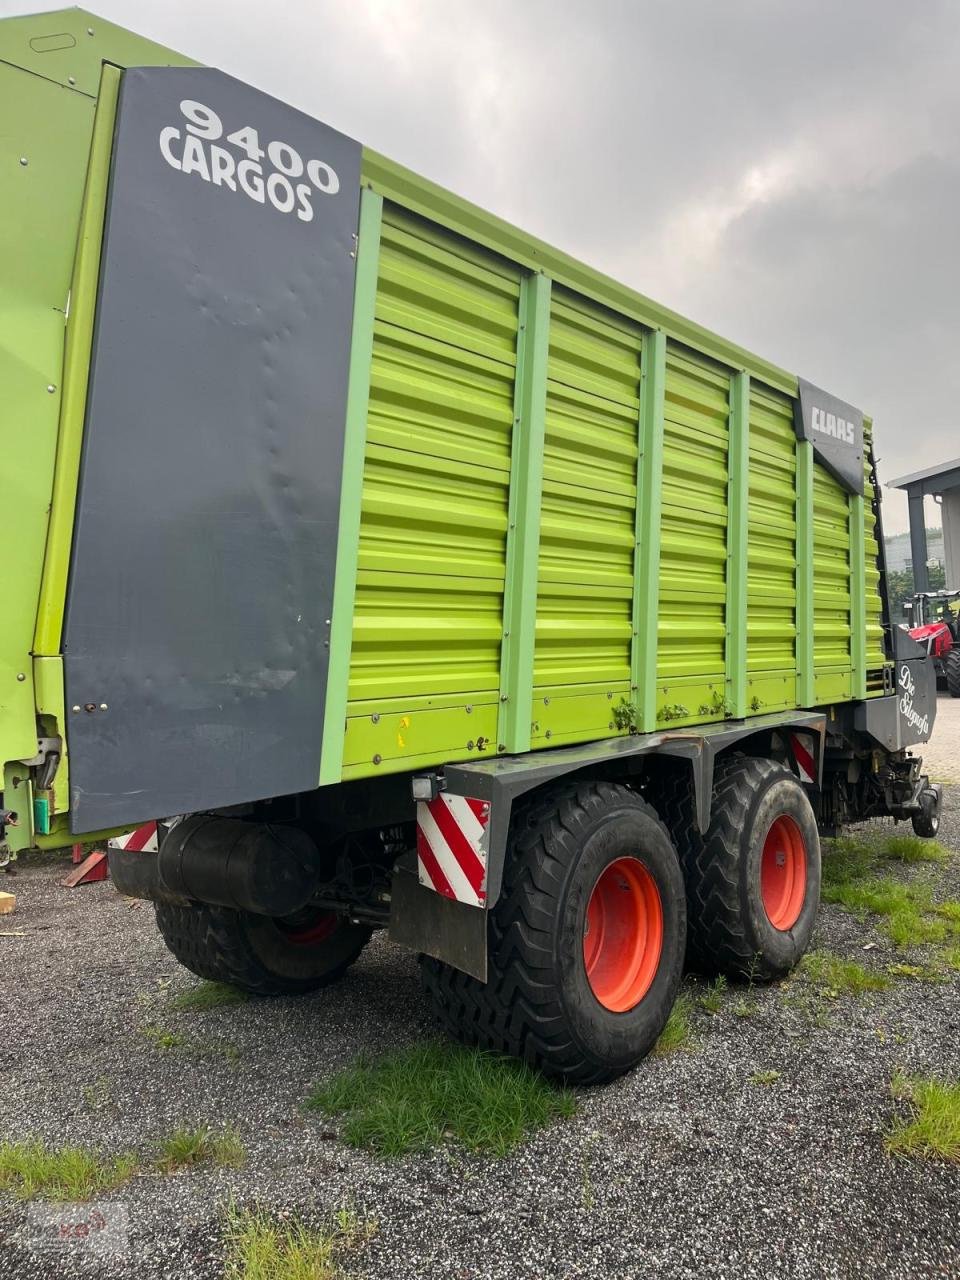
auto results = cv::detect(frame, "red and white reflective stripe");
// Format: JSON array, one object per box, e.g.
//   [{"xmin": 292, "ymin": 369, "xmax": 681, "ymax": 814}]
[
  {"xmin": 791, "ymin": 733, "xmax": 816, "ymax": 785},
  {"xmin": 108, "ymin": 821, "xmax": 158, "ymax": 853},
  {"xmin": 416, "ymin": 794, "xmax": 489, "ymax": 908}
]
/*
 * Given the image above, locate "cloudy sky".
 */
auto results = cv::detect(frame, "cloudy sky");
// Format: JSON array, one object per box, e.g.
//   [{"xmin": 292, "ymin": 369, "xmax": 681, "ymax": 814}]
[{"xmin": 9, "ymin": 0, "xmax": 960, "ymax": 532}]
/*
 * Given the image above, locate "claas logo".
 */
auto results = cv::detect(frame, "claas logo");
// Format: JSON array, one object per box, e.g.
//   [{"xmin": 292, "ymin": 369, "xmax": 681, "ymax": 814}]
[{"xmin": 810, "ymin": 405, "xmax": 856, "ymax": 445}]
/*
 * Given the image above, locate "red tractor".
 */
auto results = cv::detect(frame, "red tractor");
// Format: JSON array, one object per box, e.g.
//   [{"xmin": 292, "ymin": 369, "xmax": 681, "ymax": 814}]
[{"xmin": 908, "ymin": 588, "xmax": 960, "ymax": 696}]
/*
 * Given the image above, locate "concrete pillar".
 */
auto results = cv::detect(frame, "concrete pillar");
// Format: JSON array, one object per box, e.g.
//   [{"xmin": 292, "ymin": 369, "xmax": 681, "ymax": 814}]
[
  {"xmin": 942, "ymin": 489, "xmax": 960, "ymax": 588},
  {"xmin": 908, "ymin": 485, "xmax": 929, "ymax": 592}
]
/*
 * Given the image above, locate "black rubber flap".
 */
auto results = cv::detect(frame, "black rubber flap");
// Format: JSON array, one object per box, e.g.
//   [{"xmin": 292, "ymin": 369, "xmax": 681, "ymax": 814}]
[{"xmin": 64, "ymin": 67, "xmax": 361, "ymax": 831}]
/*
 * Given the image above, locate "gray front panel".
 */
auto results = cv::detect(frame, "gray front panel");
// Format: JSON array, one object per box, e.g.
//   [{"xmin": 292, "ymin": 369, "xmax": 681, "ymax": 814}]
[
  {"xmin": 795, "ymin": 377, "xmax": 864, "ymax": 496},
  {"xmin": 65, "ymin": 67, "xmax": 360, "ymax": 832}
]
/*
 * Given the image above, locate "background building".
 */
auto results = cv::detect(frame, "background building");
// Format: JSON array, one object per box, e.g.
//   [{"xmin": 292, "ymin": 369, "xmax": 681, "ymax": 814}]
[{"xmin": 888, "ymin": 459, "xmax": 960, "ymax": 592}]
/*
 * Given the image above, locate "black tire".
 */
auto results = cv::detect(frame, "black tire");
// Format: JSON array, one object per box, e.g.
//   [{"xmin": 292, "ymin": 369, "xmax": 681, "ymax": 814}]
[
  {"xmin": 664, "ymin": 756, "xmax": 821, "ymax": 982},
  {"xmin": 946, "ymin": 648, "xmax": 960, "ymax": 698},
  {"xmin": 154, "ymin": 901, "xmax": 371, "ymax": 995},
  {"xmin": 912, "ymin": 787, "xmax": 942, "ymax": 839},
  {"xmin": 418, "ymin": 781, "xmax": 686, "ymax": 1085}
]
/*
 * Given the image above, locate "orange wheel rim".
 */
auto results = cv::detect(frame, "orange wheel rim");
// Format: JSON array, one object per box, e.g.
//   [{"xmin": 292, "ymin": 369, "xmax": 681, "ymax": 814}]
[
  {"xmin": 583, "ymin": 857, "xmax": 663, "ymax": 1012},
  {"xmin": 760, "ymin": 815, "xmax": 807, "ymax": 930},
  {"xmin": 277, "ymin": 909, "xmax": 338, "ymax": 947}
]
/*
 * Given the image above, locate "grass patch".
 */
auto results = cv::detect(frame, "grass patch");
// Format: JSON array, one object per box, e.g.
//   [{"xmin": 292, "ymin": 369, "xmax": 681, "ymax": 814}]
[
  {"xmin": 194, "ymin": 1036, "xmax": 242, "ymax": 1064},
  {"xmin": 885, "ymin": 909, "xmax": 948, "ymax": 949},
  {"xmin": 943, "ymin": 947, "xmax": 960, "ymax": 972},
  {"xmin": 887, "ymin": 962, "xmax": 947, "ymax": 983},
  {"xmin": 224, "ymin": 1204, "xmax": 374, "ymax": 1280},
  {"xmin": 822, "ymin": 836, "xmax": 876, "ymax": 886},
  {"xmin": 802, "ymin": 950, "xmax": 890, "ymax": 997},
  {"xmin": 654, "ymin": 991, "xmax": 695, "ymax": 1054},
  {"xmin": 750, "ymin": 1069, "xmax": 781, "ymax": 1085},
  {"xmin": 0, "ymin": 1140, "xmax": 137, "ymax": 1200},
  {"xmin": 697, "ymin": 975, "xmax": 727, "ymax": 1014},
  {"xmin": 882, "ymin": 835, "xmax": 949, "ymax": 864},
  {"xmin": 156, "ymin": 1125, "xmax": 245, "ymax": 1173},
  {"xmin": 171, "ymin": 981, "xmax": 249, "ymax": 1012},
  {"xmin": 305, "ymin": 1042, "xmax": 576, "ymax": 1158},
  {"xmin": 141, "ymin": 1024, "xmax": 240, "ymax": 1062},
  {"xmin": 822, "ymin": 836, "xmax": 957, "ymax": 949},
  {"xmin": 142, "ymin": 1024, "xmax": 186, "ymax": 1051},
  {"xmin": 886, "ymin": 1072, "xmax": 960, "ymax": 1163},
  {"xmin": 824, "ymin": 875, "xmax": 928, "ymax": 919}
]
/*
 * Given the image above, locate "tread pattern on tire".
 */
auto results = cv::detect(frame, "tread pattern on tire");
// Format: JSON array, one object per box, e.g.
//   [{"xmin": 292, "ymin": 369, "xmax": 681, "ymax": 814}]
[
  {"xmin": 661, "ymin": 755, "xmax": 799, "ymax": 981},
  {"xmin": 419, "ymin": 780, "xmax": 675, "ymax": 1085},
  {"xmin": 946, "ymin": 648, "xmax": 960, "ymax": 698},
  {"xmin": 154, "ymin": 901, "xmax": 368, "ymax": 995}
]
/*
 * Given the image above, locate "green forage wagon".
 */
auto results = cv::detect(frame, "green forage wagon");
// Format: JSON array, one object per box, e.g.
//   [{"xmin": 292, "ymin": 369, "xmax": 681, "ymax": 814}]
[{"xmin": 1, "ymin": 8, "xmax": 940, "ymax": 1082}]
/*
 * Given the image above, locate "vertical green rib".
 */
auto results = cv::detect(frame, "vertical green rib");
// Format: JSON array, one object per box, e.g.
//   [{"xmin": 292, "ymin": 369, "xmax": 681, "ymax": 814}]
[
  {"xmin": 850, "ymin": 493, "xmax": 867, "ymax": 700},
  {"xmin": 498, "ymin": 272, "xmax": 551, "ymax": 753},
  {"xmin": 632, "ymin": 328, "xmax": 666, "ymax": 733},
  {"xmin": 319, "ymin": 188, "xmax": 383, "ymax": 785},
  {"xmin": 725, "ymin": 371, "xmax": 750, "ymax": 718},
  {"xmin": 796, "ymin": 440, "xmax": 816, "ymax": 707}
]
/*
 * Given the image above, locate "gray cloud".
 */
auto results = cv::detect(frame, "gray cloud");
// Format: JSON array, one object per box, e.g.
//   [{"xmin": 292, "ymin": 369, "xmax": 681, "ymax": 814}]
[{"xmin": 6, "ymin": 0, "xmax": 959, "ymax": 530}]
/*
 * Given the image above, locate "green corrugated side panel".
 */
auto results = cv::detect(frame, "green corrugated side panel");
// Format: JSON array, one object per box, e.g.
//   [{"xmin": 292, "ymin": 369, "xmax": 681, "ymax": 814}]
[
  {"xmin": 342, "ymin": 204, "xmax": 520, "ymax": 777},
  {"xmin": 531, "ymin": 289, "xmax": 642, "ymax": 748},
  {"xmin": 746, "ymin": 382, "xmax": 797, "ymax": 714},
  {"xmin": 812, "ymin": 465, "xmax": 854, "ymax": 703},
  {"xmin": 655, "ymin": 342, "xmax": 730, "ymax": 726},
  {"xmin": 850, "ymin": 491, "xmax": 867, "ymax": 701},
  {"xmin": 362, "ymin": 150, "xmax": 798, "ymax": 401},
  {"xmin": 862, "ymin": 425, "xmax": 888, "ymax": 690}
]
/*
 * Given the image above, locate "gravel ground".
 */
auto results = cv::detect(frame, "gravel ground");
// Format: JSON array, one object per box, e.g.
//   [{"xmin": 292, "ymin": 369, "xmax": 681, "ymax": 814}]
[
  {"xmin": 2, "ymin": 791, "xmax": 960, "ymax": 1278},
  {"xmin": 923, "ymin": 693, "xmax": 960, "ymax": 785}
]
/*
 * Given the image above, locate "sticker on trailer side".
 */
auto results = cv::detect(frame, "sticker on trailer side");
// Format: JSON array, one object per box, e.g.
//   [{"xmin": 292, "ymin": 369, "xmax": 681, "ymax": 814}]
[{"xmin": 416, "ymin": 794, "xmax": 490, "ymax": 908}]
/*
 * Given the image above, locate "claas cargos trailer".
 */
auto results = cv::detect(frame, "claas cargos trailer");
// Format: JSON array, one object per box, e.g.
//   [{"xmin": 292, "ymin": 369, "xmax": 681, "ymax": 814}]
[{"xmin": 1, "ymin": 9, "xmax": 943, "ymax": 1082}]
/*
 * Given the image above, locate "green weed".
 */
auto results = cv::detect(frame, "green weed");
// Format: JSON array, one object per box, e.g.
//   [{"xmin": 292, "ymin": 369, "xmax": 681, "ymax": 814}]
[
  {"xmin": 697, "ymin": 975, "xmax": 728, "ymax": 1014},
  {"xmin": 882, "ymin": 835, "xmax": 949, "ymax": 864},
  {"xmin": 0, "ymin": 1140, "xmax": 137, "ymax": 1201},
  {"xmin": 141, "ymin": 1024, "xmax": 186, "ymax": 1051},
  {"xmin": 306, "ymin": 1042, "xmax": 576, "ymax": 1158},
  {"xmin": 886, "ymin": 1072, "xmax": 960, "ymax": 1163},
  {"xmin": 654, "ymin": 991, "xmax": 695, "ymax": 1054},
  {"xmin": 750, "ymin": 1069, "xmax": 781, "ymax": 1085},
  {"xmin": 802, "ymin": 951, "xmax": 890, "ymax": 997},
  {"xmin": 170, "ymin": 981, "xmax": 249, "ymax": 1011},
  {"xmin": 822, "ymin": 835, "xmax": 957, "ymax": 948},
  {"xmin": 156, "ymin": 1125, "xmax": 245, "ymax": 1173},
  {"xmin": 141, "ymin": 1024, "xmax": 239, "ymax": 1062},
  {"xmin": 223, "ymin": 1203, "xmax": 374, "ymax": 1280}
]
